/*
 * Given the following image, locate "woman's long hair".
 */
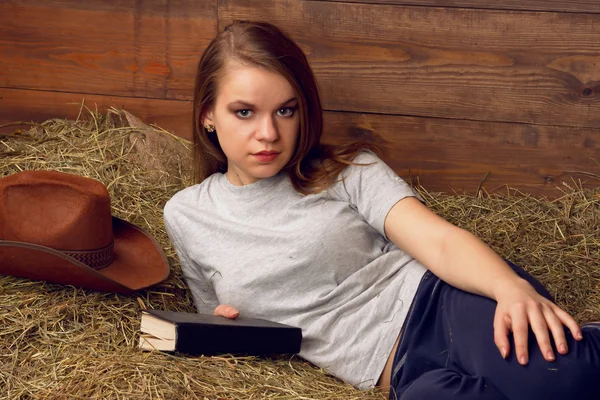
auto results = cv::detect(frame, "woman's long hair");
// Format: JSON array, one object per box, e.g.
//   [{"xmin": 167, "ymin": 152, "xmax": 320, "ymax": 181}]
[{"xmin": 192, "ymin": 20, "xmax": 379, "ymax": 195}]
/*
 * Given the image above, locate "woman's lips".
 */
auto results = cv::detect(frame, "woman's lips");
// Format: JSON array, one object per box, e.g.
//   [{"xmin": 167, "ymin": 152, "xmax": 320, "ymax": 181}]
[{"xmin": 253, "ymin": 152, "xmax": 279, "ymax": 162}]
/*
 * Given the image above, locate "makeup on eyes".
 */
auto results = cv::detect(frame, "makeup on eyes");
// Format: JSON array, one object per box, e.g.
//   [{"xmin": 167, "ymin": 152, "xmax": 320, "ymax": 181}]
[{"xmin": 227, "ymin": 97, "xmax": 298, "ymax": 115}]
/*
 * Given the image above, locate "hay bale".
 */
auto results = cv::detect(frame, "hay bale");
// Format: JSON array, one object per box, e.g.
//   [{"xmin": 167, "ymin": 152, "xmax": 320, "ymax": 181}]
[
  {"xmin": 0, "ymin": 107, "xmax": 598, "ymax": 399},
  {"xmin": 0, "ymin": 107, "xmax": 386, "ymax": 399},
  {"xmin": 415, "ymin": 185, "xmax": 600, "ymax": 323}
]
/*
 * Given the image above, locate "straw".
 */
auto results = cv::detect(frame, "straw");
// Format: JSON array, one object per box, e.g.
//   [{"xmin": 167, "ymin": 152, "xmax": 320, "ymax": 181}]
[{"xmin": 0, "ymin": 106, "xmax": 598, "ymax": 399}]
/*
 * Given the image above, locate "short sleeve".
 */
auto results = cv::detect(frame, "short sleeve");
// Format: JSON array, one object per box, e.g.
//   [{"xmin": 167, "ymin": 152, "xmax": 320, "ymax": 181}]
[
  {"xmin": 328, "ymin": 151, "xmax": 424, "ymax": 238},
  {"xmin": 163, "ymin": 208, "xmax": 220, "ymax": 314}
]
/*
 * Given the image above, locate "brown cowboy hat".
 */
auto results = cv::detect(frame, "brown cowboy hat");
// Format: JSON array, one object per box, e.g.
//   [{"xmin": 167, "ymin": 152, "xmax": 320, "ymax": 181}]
[{"xmin": 0, "ymin": 170, "xmax": 170, "ymax": 293}]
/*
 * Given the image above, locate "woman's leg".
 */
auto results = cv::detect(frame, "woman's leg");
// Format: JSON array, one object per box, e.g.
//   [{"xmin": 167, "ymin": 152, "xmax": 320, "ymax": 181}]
[
  {"xmin": 397, "ymin": 368, "xmax": 509, "ymax": 400},
  {"xmin": 391, "ymin": 261, "xmax": 600, "ymax": 400},
  {"xmin": 438, "ymin": 261, "xmax": 600, "ymax": 399}
]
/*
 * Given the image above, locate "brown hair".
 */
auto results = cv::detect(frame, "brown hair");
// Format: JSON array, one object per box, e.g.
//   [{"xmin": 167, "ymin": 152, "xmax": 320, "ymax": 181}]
[{"xmin": 192, "ymin": 20, "xmax": 379, "ymax": 195}]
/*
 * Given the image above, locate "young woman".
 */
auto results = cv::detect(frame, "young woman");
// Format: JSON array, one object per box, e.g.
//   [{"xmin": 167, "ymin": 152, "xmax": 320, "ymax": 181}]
[{"xmin": 164, "ymin": 21, "xmax": 600, "ymax": 399}]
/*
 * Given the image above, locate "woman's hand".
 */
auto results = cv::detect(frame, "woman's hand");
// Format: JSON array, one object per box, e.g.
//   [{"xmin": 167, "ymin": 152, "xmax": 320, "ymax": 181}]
[
  {"xmin": 214, "ymin": 304, "xmax": 240, "ymax": 319},
  {"xmin": 492, "ymin": 277, "xmax": 583, "ymax": 365}
]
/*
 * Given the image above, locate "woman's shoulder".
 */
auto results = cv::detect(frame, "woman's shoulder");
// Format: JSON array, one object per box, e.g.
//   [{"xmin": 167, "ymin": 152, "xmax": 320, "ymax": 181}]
[
  {"xmin": 322, "ymin": 150, "xmax": 379, "ymax": 196},
  {"xmin": 167, "ymin": 175, "xmax": 213, "ymax": 202},
  {"xmin": 337, "ymin": 149, "xmax": 386, "ymax": 180},
  {"xmin": 164, "ymin": 174, "xmax": 220, "ymax": 217},
  {"xmin": 350, "ymin": 149, "xmax": 381, "ymax": 164}
]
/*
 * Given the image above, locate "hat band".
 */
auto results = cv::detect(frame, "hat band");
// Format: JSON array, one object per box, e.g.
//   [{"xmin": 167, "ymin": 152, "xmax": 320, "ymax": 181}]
[{"xmin": 61, "ymin": 241, "xmax": 115, "ymax": 270}]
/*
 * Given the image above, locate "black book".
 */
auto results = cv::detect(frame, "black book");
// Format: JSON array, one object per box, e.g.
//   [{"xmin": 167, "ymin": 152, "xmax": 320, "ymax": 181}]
[{"xmin": 138, "ymin": 309, "xmax": 302, "ymax": 356}]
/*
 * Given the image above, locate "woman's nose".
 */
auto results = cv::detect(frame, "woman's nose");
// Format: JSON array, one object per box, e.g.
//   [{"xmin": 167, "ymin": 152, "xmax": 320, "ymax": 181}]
[{"xmin": 255, "ymin": 116, "xmax": 279, "ymax": 142}]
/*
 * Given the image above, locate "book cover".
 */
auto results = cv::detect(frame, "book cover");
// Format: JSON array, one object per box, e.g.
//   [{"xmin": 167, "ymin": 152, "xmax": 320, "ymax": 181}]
[{"xmin": 139, "ymin": 309, "xmax": 302, "ymax": 356}]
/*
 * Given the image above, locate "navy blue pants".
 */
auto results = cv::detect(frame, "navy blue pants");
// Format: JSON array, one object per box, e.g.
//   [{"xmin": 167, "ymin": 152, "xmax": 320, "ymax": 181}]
[{"xmin": 389, "ymin": 261, "xmax": 600, "ymax": 400}]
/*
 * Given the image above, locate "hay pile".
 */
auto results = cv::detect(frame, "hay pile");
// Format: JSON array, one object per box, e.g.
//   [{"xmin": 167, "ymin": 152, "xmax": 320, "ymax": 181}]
[{"xmin": 0, "ymin": 108, "xmax": 599, "ymax": 399}]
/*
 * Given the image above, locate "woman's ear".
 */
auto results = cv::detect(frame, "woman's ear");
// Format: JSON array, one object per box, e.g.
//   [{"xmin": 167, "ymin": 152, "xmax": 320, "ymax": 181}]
[{"xmin": 202, "ymin": 110, "xmax": 214, "ymax": 127}]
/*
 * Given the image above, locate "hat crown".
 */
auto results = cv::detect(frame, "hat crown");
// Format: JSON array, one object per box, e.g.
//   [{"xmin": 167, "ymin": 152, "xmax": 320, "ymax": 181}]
[{"xmin": 0, "ymin": 171, "xmax": 113, "ymax": 252}]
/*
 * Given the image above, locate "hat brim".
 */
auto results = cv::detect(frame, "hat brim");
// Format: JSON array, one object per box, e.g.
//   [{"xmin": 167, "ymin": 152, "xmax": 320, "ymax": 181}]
[{"xmin": 0, "ymin": 217, "xmax": 170, "ymax": 294}]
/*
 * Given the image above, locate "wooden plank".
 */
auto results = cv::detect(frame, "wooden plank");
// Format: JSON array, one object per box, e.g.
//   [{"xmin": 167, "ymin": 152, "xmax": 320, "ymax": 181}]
[
  {"xmin": 0, "ymin": 0, "xmax": 216, "ymax": 100},
  {"xmin": 0, "ymin": 87, "xmax": 192, "ymax": 139},
  {"xmin": 322, "ymin": 112, "xmax": 600, "ymax": 196},
  {"xmin": 320, "ymin": 0, "xmax": 600, "ymax": 14},
  {"xmin": 2, "ymin": 88, "xmax": 598, "ymax": 197},
  {"xmin": 220, "ymin": 0, "xmax": 600, "ymax": 128}
]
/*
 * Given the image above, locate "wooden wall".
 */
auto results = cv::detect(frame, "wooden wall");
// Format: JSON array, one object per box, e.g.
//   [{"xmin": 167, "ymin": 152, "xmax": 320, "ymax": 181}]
[{"xmin": 1, "ymin": 0, "xmax": 599, "ymax": 197}]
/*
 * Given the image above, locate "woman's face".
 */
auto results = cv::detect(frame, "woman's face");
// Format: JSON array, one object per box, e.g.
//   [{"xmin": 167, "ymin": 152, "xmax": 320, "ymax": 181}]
[{"xmin": 204, "ymin": 62, "xmax": 300, "ymax": 186}]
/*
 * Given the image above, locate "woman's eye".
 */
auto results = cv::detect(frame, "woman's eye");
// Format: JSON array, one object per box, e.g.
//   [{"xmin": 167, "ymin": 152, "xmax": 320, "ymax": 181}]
[
  {"xmin": 277, "ymin": 107, "xmax": 295, "ymax": 117},
  {"xmin": 236, "ymin": 109, "xmax": 253, "ymax": 118}
]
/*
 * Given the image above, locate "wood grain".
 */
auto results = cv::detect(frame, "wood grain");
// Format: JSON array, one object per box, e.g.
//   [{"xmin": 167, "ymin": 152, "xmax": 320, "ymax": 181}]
[
  {"xmin": 220, "ymin": 0, "xmax": 600, "ymax": 128},
  {"xmin": 320, "ymin": 0, "xmax": 600, "ymax": 14},
  {"xmin": 2, "ymin": 88, "xmax": 598, "ymax": 197},
  {"xmin": 322, "ymin": 112, "xmax": 600, "ymax": 196},
  {"xmin": 0, "ymin": 0, "xmax": 216, "ymax": 100},
  {"xmin": 0, "ymin": 87, "xmax": 192, "ymax": 139}
]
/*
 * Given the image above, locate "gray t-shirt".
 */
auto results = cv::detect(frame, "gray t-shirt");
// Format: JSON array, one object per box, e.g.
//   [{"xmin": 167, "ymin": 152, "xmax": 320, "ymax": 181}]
[{"xmin": 163, "ymin": 151, "xmax": 427, "ymax": 389}]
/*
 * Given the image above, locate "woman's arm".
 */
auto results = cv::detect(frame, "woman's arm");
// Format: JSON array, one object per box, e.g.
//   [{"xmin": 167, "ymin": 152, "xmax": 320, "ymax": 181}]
[
  {"xmin": 384, "ymin": 197, "xmax": 583, "ymax": 364},
  {"xmin": 385, "ymin": 197, "xmax": 516, "ymax": 298}
]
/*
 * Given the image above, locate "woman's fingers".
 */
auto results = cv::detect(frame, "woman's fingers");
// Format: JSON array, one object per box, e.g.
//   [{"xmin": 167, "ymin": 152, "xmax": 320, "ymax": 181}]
[
  {"xmin": 511, "ymin": 309, "xmax": 530, "ymax": 365},
  {"xmin": 213, "ymin": 304, "xmax": 240, "ymax": 319},
  {"xmin": 539, "ymin": 304, "xmax": 567, "ymax": 356},
  {"xmin": 528, "ymin": 303, "xmax": 555, "ymax": 361},
  {"xmin": 493, "ymin": 312, "xmax": 511, "ymax": 359},
  {"xmin": 503, "ymin": 300, "xmax": 581, "ymax": 365},
  {"xmin": 552, "ymin": 304, "xmax": 583, "ymax": 342},
  {"xmin": 495, "ymin": 283, "xmax": 583, "ymax": 365}
]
